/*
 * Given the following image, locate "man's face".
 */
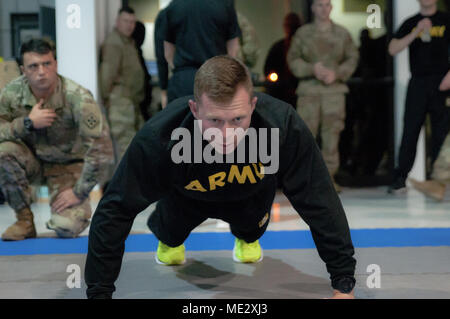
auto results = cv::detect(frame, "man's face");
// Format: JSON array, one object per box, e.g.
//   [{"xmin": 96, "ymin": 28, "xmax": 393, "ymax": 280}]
[
  {"xmin": 21, "ymin": 51, "xmax": 58, "ymax": 93},
  {"xmin": 189, "ymin": 86, "xmax": 257, "ymax": 154},
  {"xmin": 312, "ymin": 0, "xmax": 332, "ymax": 21},
  {"xmin": 418, "ymin": 0, "xmax": 438, "ymax": 8},
  {"xmin": 116, "ymin": 12, "xmax": 136, "ymax": 37}
]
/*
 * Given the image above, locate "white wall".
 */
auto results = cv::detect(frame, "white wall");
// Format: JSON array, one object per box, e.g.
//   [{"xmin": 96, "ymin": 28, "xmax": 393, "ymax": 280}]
[
  {"xmin": 159, "ymin": 0, "xmax": 171, "ymax": 10},
  {"xmin": 393, "ymin": 0, "xmax": 425, "ymax": 181},
  {"xmin": 0, "ymin": 0, "xmax": 55, "ymax": 59},
  {"xmin": 55, "ymin": 0, "xmax": 120, "ymax": 101},
  {"xmin": 55, "ymin": 0, "xmax": 98, "ymax": 99}
]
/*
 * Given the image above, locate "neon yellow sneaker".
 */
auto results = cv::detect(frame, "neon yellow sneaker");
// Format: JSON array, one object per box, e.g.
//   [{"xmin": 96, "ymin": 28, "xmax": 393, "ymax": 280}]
[
  {"xmin": 155, "ymin": 241, "xmax": 186, "ymax": 265},
  {"xmin": 233, "ymin": 238, "xmax": 263, "ymax": 263}
]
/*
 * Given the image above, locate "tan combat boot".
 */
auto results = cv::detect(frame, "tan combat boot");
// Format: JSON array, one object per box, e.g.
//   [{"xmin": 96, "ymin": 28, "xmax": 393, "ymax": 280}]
[
  {"xmin": 409, "ymin": 178, "xmax": 446, "ymax": 202},
  {"xmin": 1, "ymin": 207, "xmax": 37, "ymax": 241}
]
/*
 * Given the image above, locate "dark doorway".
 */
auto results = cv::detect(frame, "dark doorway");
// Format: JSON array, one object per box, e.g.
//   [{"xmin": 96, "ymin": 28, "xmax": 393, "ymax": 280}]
[
  {"xmin": 40, "ymin": 6, "xmax": 56, "ymax": 43},
  {"xmin": 10, "ymin": 14, "xmax": 39, "ymax": 58}
]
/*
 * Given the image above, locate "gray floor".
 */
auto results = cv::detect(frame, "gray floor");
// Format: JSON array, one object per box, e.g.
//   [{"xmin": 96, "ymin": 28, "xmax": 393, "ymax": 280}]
[
  {"xmin": 1, "ymin": 247, "xmax": 450, "ymax": 299},
  {"xmin": 1, "ymin": 186, "xmax": 450, "ymax": 299}
]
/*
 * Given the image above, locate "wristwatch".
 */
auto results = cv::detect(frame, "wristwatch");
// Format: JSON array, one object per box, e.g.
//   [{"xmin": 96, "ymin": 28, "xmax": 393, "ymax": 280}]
[
  {"xmin": 332, "ymin": 276, "xmax": 356, "ymax": 294},
  {"xmin": 23, "ymin": 117, "xmax": 34, "ymax": 131}
]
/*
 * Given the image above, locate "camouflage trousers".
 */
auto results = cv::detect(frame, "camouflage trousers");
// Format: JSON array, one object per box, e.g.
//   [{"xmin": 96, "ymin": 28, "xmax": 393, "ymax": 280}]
[
  {"xmin": 432, "ymin": 133, "xmax": 450, "ymax": 182},
  {"xmin": 106, "ymin": 96, "xmax": 144, "ymax": 175},
  {"xmin": 297, "ymin": 94, "xmax": 346, "ymax": 177},
  {"xmin": 0, "ymin": 141, "xmax": 91, "ymax": 238}
]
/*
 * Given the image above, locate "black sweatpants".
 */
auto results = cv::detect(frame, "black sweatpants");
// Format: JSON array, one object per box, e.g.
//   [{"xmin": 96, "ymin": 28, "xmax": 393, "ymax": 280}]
[
  {"xmin": 396, "ymin": 75, "xmax": 450, "ymax": 179},
  {"xmin": 147, "ymin": 184, "xmax": 277, "ymax": 247},
  {"xmin": 167, "ymin": 67, "xmax": 198, "ymax": 103}
]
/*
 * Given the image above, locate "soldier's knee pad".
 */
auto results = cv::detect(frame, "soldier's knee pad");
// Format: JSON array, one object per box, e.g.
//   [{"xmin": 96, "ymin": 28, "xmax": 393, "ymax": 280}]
[
  {"xmin": 46, "ymin": 214, "xmax": 90, "ymax": 238},
  {"xmin": 47, "ymin": 202, "xmax": 92, "ymax": 238}
]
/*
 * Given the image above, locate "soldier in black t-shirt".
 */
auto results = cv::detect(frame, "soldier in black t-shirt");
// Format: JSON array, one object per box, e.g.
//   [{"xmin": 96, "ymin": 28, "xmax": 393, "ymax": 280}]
[
  {"xmin": 163, "ymin": 0, "xmax": 241, "ymax": 103},
  {"xmin": 388, "ymin": 0, "xmax": 450, "ymax": 193},
  {"xmin": 154, "ymin": 8, "xmax": 169, "ymax": 109}
]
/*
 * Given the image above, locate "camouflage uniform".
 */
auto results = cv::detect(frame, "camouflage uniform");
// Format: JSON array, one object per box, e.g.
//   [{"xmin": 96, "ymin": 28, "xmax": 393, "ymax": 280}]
[
  {"xmin": 99, "ymin": 28, "xmax": 146, "ymax": 168},
  {"xmin": 287, "ymin": 22, "xmax": 359, "ymax": 177},
  {"xmin": 236, "ymin": 12, "xmax": 260, "ymax": 69},
  {"xmin": 0, "ymin": 61, "xmax": 20, "ymax": 90},
  {"xmin": 432, "ymin": 133, "xmax": 450, "ymax": 182},
  {"xmin": 0, "ymin": 75, "xmax": 114, "ymax": 238}
]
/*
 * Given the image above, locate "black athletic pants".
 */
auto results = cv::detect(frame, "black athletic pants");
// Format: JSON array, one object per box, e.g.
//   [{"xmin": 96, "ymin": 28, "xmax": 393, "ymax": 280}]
[
  {"xmin": 167, "ymin": 67, "xmax": 198, "ymax": 103},
  {"xmin": 395, "ymin": 74, "xmax": 450, "ymax": 179},
  {"xmin": 147, "ymin": 184, "xmax": 277, "ymax": 247}
]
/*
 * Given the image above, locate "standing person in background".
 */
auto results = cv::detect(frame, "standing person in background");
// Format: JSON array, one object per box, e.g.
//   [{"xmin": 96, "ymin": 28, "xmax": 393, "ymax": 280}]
[
  {"xmin": 99, "ymin": 7, "xmax": 146, "ymax": 179},
  {"xmin": 264, "ymin": 12, "xmax": 303, "ymax": 108},
  {"xmin": 236, "ymin": 12, "xmax": 260, "ymax": 70},
  {"xmin": 163, "ymin": 0, "xmax": 241, "ymax": 103},
  {"xmin": 287, "ymin": 0, "xmax": 359, "ymax": 193},
  {"xmin": 387, "ymin": 0, "xmax": 450, "ymax": 193},
  {"xmin": 132, "ymin": 21, "xmax": 152, "ymax": 122},
  {"xmin": 154, "ymin": 8, "xmax": 169, "ymax": 109}
]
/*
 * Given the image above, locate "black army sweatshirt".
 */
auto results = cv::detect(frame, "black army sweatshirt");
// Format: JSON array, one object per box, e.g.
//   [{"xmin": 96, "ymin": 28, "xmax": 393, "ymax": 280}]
[{"xmin": 85, "ymin": 93, "xmax": 356, "ymax": 298}]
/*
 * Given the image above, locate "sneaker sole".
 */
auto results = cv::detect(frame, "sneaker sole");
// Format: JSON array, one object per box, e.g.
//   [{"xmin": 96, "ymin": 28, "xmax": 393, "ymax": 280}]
[
  {"xmin": 154, "ymin": 253, "xmax": 186, "ymax": 266},
  {"xmin": 232, "ymin": 245, "xmax": 263, "ymax": 263}
]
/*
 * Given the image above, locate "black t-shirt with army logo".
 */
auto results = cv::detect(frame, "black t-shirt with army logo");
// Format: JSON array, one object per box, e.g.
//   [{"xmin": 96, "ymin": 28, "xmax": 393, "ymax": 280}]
[
  {"xmin": 169, "ymin": 112, "xmax": 277, "ymax": 204},
  {"xmin": 394, "ymin": 11, "xmax": 450, "ymax": 77}
]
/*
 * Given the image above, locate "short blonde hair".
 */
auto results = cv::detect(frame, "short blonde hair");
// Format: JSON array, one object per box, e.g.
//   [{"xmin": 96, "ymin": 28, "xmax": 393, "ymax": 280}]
[{"xmin": 194, "ymin": 55, "xmax": 253, "ymax": 104}]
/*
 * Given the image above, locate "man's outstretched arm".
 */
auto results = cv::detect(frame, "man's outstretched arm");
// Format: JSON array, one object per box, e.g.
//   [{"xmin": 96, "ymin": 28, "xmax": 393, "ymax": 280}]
[
  {"xmin": 85, "ymin": 127, "xmax": 169, "ymax": 299},
  {"xmin": 278, "ymin": 108, "xmax": 356, "ymax": 298}
]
